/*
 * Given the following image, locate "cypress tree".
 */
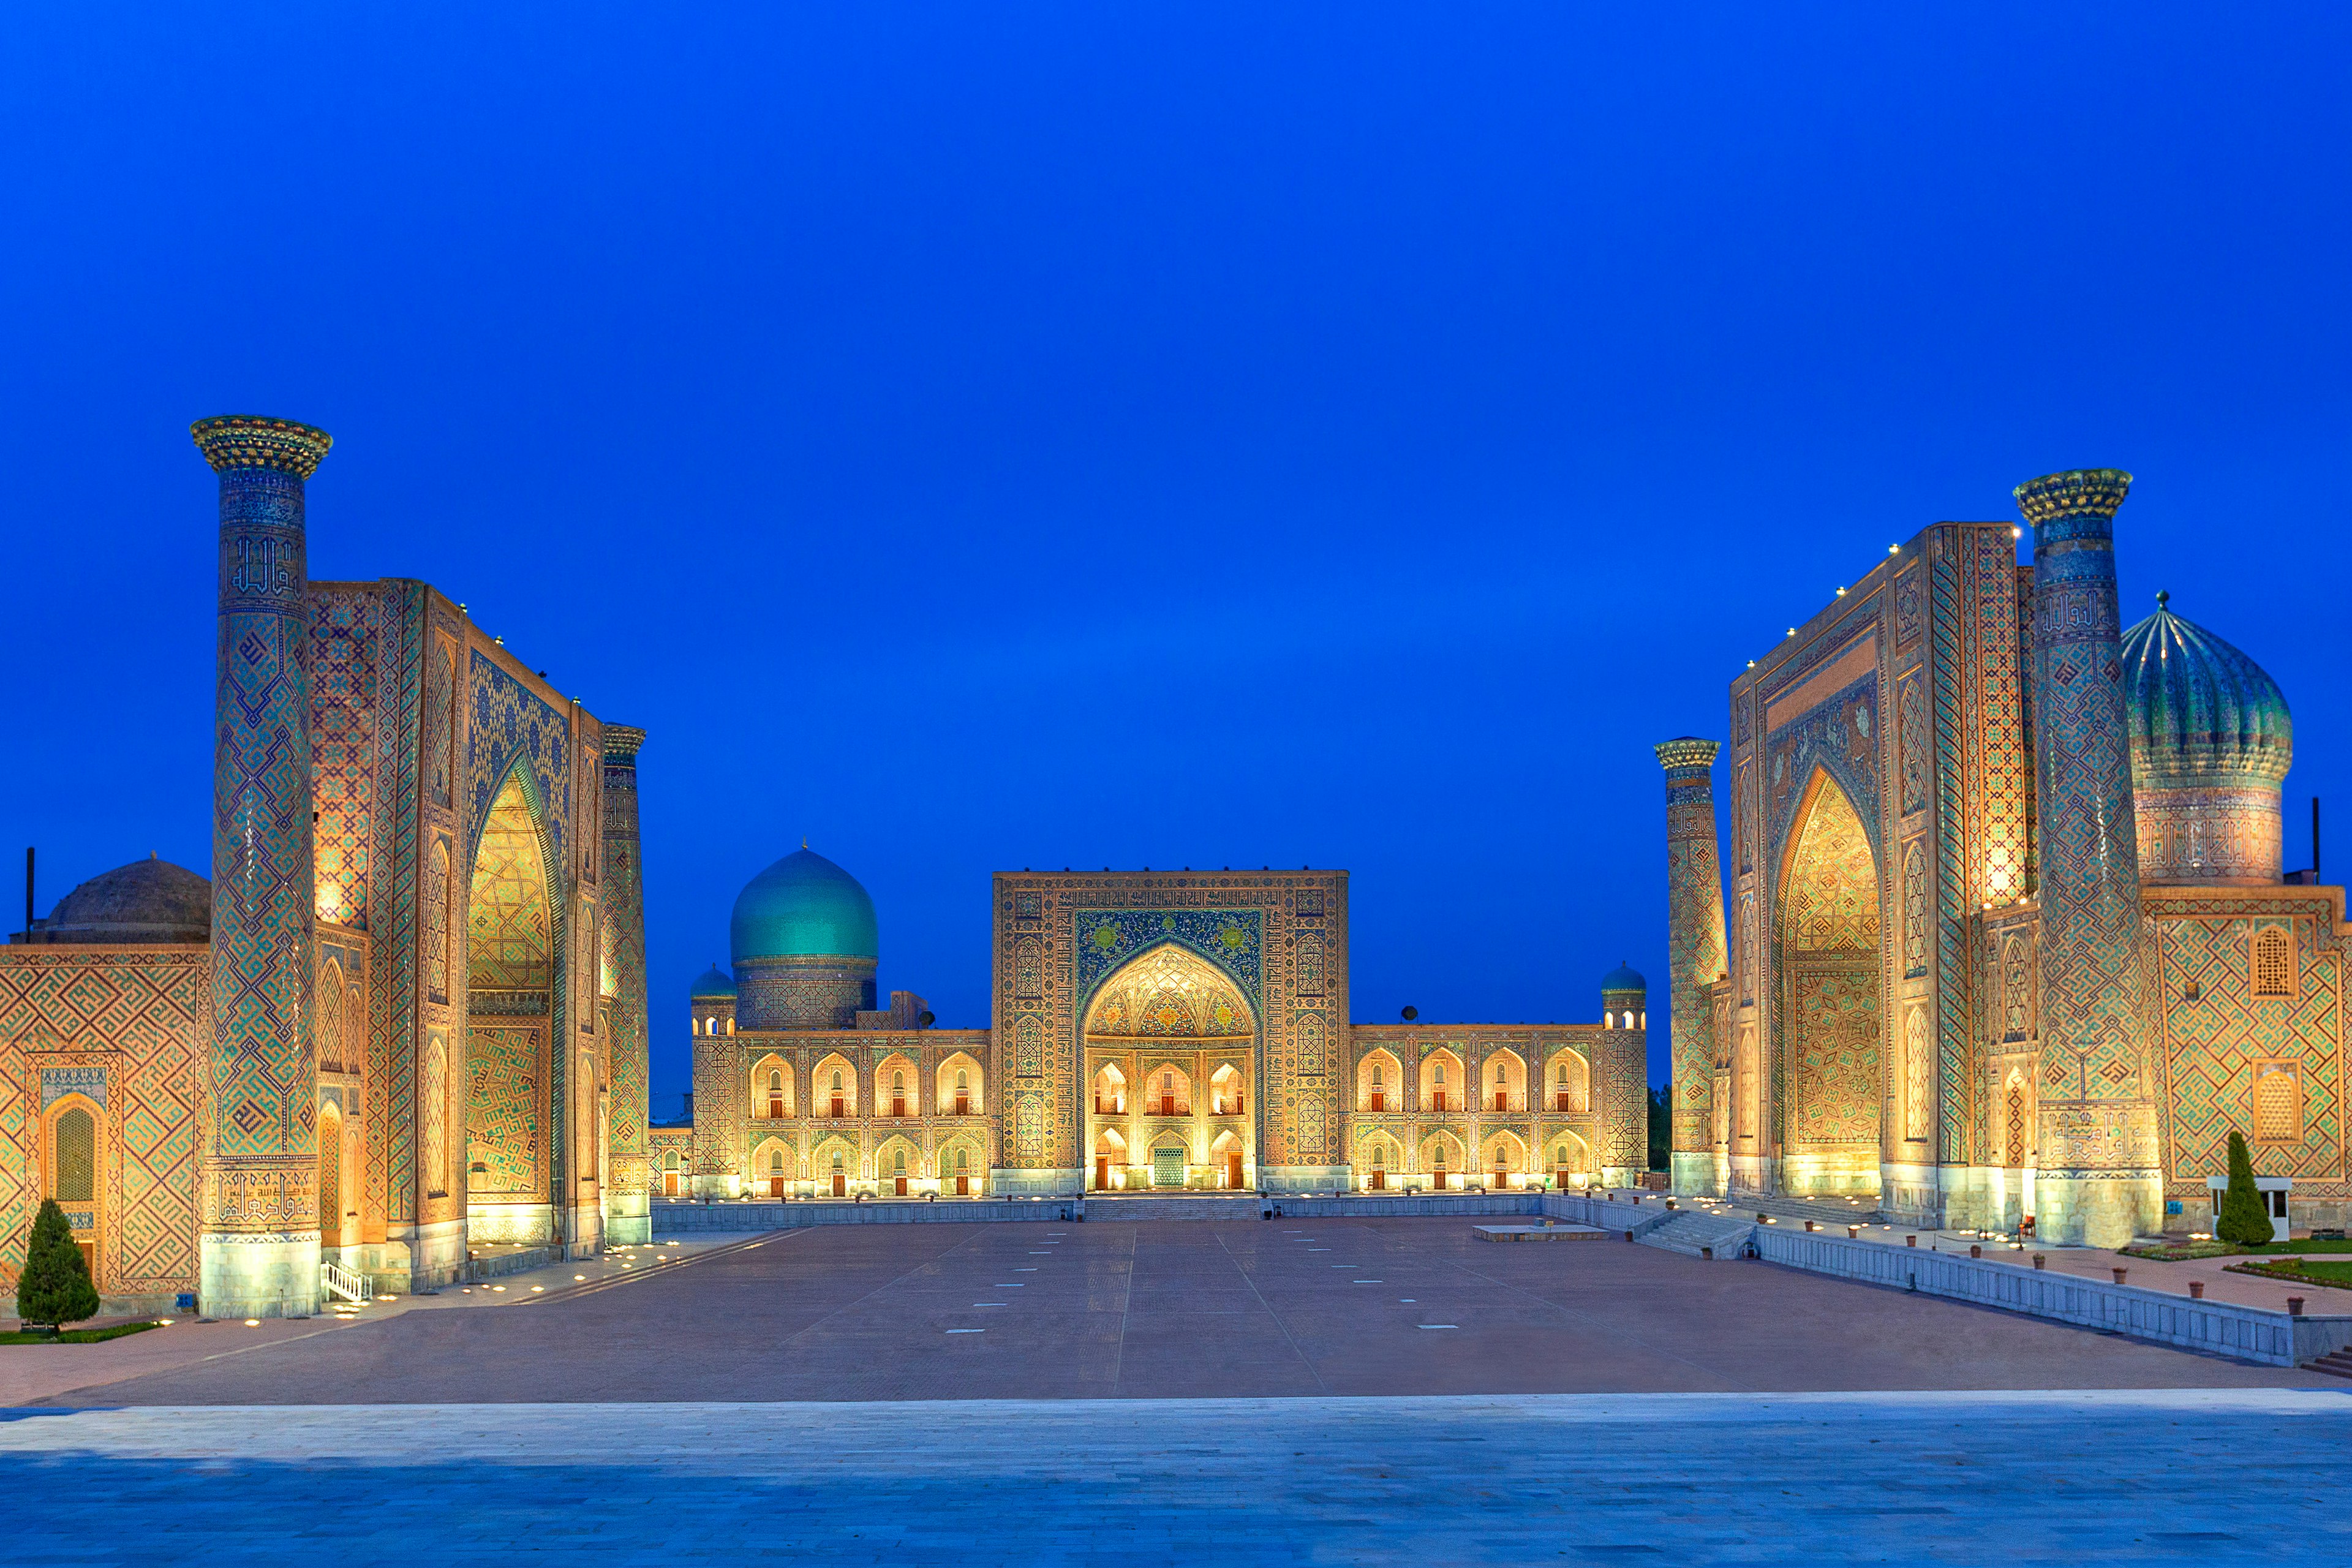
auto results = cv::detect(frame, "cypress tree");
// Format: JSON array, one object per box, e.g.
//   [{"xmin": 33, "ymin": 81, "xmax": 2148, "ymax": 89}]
[
  {"xmin": 16, "ymin": 1198, "xmax": 100, "ymax": 1331},
  {"xmin": 2215, "ymin": 1130, "xmax": 2273, "ymax": 1248}
]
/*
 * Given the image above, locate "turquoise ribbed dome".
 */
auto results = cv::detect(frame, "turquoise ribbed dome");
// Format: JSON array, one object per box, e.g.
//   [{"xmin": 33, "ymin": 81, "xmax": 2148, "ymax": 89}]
[
  {"xmin": 1600, "ymin": 961, "xmax": 1646, "ymax": 992},
  {"xmin": 2121, "ymin": 594, "xmax": 2292, "ymax": 790},
  {"xmin": 729, "ymin": 848, "xmax": 879, "ymax": 965},
  {"xmin": 690, "ymin": 963, "xmax": 736, "ymax": 998}
]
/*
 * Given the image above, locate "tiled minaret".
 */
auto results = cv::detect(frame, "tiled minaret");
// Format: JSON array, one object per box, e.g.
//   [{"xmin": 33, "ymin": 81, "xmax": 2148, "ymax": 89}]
[
  {"xmin": 1656, "ymin": 737, "xmax": 1728, "ymax": 1197},
  {"xmin": 1597, "ymin": 967, "xmax": 1651, "ymax": 1188},
  {"xmin": 194, "ymin": 415, "xmax": 333, "ymax": 1318},
  {"xmin": 600, "ymin": 724, "xmax": 653, "ymax": 1244},
  {"xmin": 2018, "ymin": 469, "xmax": 2160, "ymax": 1247}
]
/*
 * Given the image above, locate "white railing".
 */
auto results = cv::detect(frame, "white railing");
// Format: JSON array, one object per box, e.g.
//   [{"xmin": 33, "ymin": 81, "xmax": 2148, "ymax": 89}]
[{"xmin": 320, "ymin": 1260, "xmax": 374, "ymax": 1304}]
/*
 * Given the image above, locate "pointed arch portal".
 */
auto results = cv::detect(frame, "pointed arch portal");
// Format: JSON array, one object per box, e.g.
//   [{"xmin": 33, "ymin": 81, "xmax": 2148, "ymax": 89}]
[{"xmin": 1777, "ymin": 768, "xmax": 1885, "ymax": 1195}]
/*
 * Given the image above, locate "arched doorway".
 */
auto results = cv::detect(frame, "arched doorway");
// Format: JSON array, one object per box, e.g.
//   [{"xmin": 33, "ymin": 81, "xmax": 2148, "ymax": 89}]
[
  {"xmin": 1081, "ymin": 942, "xmax": 1256, "ymax": 1196},
  {"xmin": 1778, "ymin": 769, "xmax": 1884, "ymax": 1197},
  {"xmin": 465, "ymin": 768, "xmax": 558, "ymax": 1243},
  {"xmin": 43, "ymin": 1098, "xmax": 101, "ymax": 1283}
]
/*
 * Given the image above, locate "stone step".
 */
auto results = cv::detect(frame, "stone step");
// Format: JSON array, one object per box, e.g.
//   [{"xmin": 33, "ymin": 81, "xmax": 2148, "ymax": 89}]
[
  {"xmin": 2306, "ymin": 1352, "xmax": 2352, "ymax": 1381},
  {"xmin": 1638, "ymin": 1212, "xmax": 1757, "ymax": 1261}
]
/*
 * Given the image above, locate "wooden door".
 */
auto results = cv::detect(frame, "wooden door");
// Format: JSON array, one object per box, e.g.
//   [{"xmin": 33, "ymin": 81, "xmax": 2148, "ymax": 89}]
[
  {"xmin": 1432, "ymin": 1091, "xmax": 1446, "ymax": 1112},
  {"xmin": 956, "ymin": 1092, "xmax": 970, "ymax": 1117},
  {"xmin": 1555, "ymin": 1166, "xmax": 1570, "ymax": 1188},
  {"xmin": 892, "ymin": 1096, "xmax": 907, "ymax": 1118},
  {"xmin": 767, "ymin": 1096, "xmax": 784, "ymax": 1119},
  {"xmin": 1432, "ymin": 1167, "xmax": 1447, "ymax": 1189},
  {"xmin": 1555, "ymin": 1092, "xmax": 1570, "ymax": 1112},
  {"xmin": 663, "ymin": 1172, "xmax": 679, "ymax": 1196},
  {"xmin": 832, "ymin": 1172, "xmax": 846, "ymax": 1197},
  {"xmin": 1226, "ymin": 1152, "xmax": 1244, "ymax": 1189},
  {"xmin": 1096, "ymin": 1156, "xmax": 1110, "ymax": 1191},
  {"xmin": 77, "ymin": 1241, "xmax": 96, "ymax": 1280},
  {"xmin": 1160, "ymin": 1093, "xmax": 1175, "ymax": 1116},
  {"xmin": 956, "ymin": 1174, "xmax": 970, "ymax": 1196},
  {"xmin": 831, "ymin": 1095, "xmax": 845, "ymax": 1118},
  {"xmin": 895, "ymin": 1175, "xmax": 908, "ymax": 1196},
  {"xmin": 1370, "ymin": 1169, "xmax": 1385, "ymax": 1191},
  {"xmin": 1371, "ymin": 1091, "xmax": 1385, "ymax": 1112},
  {"xmin": 1493, "ymin": 1165, "xmax": 1508, "ymax": 1190},
  {"xmin": 1493, "ymin": 1090, "xmax": 1507, "ymax": 1112}
]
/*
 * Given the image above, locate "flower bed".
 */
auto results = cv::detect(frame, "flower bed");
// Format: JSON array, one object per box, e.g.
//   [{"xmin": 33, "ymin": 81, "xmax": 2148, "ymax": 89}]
[{"xmin": 2225, "ymin": 1257, "xmax": 2352, "ymax": 1291}]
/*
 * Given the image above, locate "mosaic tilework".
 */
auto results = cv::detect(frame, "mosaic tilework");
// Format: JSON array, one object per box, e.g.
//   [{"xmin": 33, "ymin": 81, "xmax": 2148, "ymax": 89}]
[
  {"xmin": 2022, "ymin": 472, "xmax": 2160, "ymax": 1238},
  {"xmin": 0, "ymin": 949, "xmax": 205, "ymax": 1295},
  {"xmin": 307, "ymin": 589, "xmax": 385, "ymax": 931},
  {"xmin": 601, "ymin": 729, "xmax": 650, "ymax": 1210},
  {"xmin": 466, "ymin": 1026, "xmax": 546, "ymax": 1199},
  {"xmin": 467, "ymin": 657, "xmax": 571, "ymax": 890},
  {"xmin": 197, "ymin": 419, "xmax": 328, "ymax": 1238},
  {"xmin": 1656, "ymin": 739, "xmax": 1727, "ymax": 1161}
]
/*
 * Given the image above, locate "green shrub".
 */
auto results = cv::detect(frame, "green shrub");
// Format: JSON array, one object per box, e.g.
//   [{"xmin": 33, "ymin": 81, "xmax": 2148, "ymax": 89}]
[
  {"xmin": 15, "ymin": 1199, "xmax": 100, "ymax": 1330},
  {"xmin": 2215, "ymin": 1131, "xmax": 2273, "ymax": 1248}
]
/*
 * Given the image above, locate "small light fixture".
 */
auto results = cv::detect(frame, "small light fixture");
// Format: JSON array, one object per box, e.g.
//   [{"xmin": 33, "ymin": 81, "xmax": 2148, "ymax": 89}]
[
  {"xmin": 1888, "ymin": 544, "xmax": 1900, "ymax": 556},
  {"xmin": 1835, "ymin": 587, "xmax": 1847, "ymax": 597},
  {"xmin": 2011, "ymin": 526, "xmax": 2023, "ymax": 540}
]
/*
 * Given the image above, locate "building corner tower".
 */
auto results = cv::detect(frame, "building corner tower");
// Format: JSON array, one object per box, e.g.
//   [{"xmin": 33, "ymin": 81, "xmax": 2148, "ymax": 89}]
[
  {"xmin": 1656, "ymin": 737, "xmax": 1728, "ymax": 1198},
  {"xmin": 2019, "ymin": 469, "xmax": 2161, "ymax": 1248},
  {"xmin": 195, "ymin": 414, "xmax": 333, "ymax": 1319},
  {"xmin": 601, "ymin": 725, "xmax": 653, "ymax": 1245}
]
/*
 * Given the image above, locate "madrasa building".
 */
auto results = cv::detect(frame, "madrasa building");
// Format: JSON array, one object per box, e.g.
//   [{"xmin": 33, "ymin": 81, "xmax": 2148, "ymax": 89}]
[
  {"xmin": 0, "ymin": 417, "xmax": 652, "ymax": 1319},
  {"xmin": 1660, "ymin": 468, "xmax": 2349, "ymax": 1246},
  {"xmin": 659, "ymin": 858, "xmax": 1651, "ymax": 1202}
]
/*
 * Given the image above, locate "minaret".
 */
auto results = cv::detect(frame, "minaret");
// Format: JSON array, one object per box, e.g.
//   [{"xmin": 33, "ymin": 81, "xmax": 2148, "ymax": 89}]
[
  {"xmin": 1655, "ymin": 738, "xmax": 1728, "ymax": 1196},
  {"xmin": 1597, "ymin": 964, "xmax": 1650, "ymax": 1188},
  {"xmin": 2018, "ymin": 468, "xmax": 2160, "ymax": 1247},
  {"xmin": 600, "ymin": 725, "xmax": 653, "ymax": 1244},
  {"xmin": 194, "ymin": 414, "xmax": 333, "ymax": 1319}
]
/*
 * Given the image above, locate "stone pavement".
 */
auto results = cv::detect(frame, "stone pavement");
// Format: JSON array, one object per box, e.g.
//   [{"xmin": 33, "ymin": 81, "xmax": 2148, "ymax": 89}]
[
  {"xmin": 0, "ymin": 1233, "xmax": 748, "ymax": 1406},
  {"xmin": 2, "ymin": 1390, "xmax": 2345, "ymax": 1564},
  {"xmin": 38, "ymin": 1217, "xmax": 2328, "ymax": 1406}
]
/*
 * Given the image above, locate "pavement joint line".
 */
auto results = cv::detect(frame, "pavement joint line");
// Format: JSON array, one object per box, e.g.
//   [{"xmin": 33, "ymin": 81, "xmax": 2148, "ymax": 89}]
[
  {"xmin": 1108, "ymin": 1227, "xmax": 1139, "ymax": 1396},
  {"xmin": 774, "ymin": 1226, "xmax": 993, "ymax": 1351},
  {"xmin": 515, "ymin": 1231, "xmax": 791, "ymax": 1308},
  {"xmin": 1215, "ymin": 1226, "xmax": 1332, "ymax": 1396}
]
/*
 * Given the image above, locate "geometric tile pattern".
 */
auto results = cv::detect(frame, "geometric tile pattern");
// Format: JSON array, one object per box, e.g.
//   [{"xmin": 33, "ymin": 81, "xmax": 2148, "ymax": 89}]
[
  {"xmin": 0, "ymin": 950, "xmax": 206, "ymax": 1295},
  {"xmin": 468, "ymin": 776, "xmax": 554, "ymax": 993},
  {"xmin": 1657, "ymin": 739, "xmax": 1727, "ymax": 1157},
  {"xmin": 198, "ymin": 422, "xmax": 328, "ymax": 1238},
  {"xmin": 2021, "ymin": 471, "xmax": 2158, "ymax": 1191},
  {"xmin": 465, "ymin": 1025, "xmax": 546, "ymax": 1199},
  {"xmin": 601, "ymin": 731, "xmax": 650, "ymax": 1204}
]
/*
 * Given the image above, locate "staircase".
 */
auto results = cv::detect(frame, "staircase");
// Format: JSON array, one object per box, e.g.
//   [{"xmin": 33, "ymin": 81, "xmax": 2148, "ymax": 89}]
[
  {"xmin": 1728, "ymin": 1193, "xmax": 1886, "ymax": 1229},
  {"xmin": 1638, "ymin": 1210, "xmax": 1757, "ymax": 1261},
  {"xmin": 2305, "ymin": 1349, "xmax": 2352, "ymax": 1381},
  {"xmin": 320, "ymin": 1261, "xmax": 374, "ymax": 1305}
]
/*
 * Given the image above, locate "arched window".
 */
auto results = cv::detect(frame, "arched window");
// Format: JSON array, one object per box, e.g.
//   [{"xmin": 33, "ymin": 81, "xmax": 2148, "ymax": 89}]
[
  {"xmin": 1371, "ymin": 1144, "xmax": 1387, "ymax": 1167},
  {"xmin": 1556, "ymin": 1065, "xmax": 1568, "ymax": 1085},
  {"xmin": 830, "ymin": 1150, "xmax": 845, "ymax": 1172},
  {"xmin": 1434, "ymin": 1063, "xmax": 1447, "ymax": 1084},
  {"xmin": 831, "ymin": 1070, "xmax": 843, "ymax": 1091},
  {"xmin": 768, "ymin": 1148, "xmax": 784, "ymax": 1173},
  {"xmin": 1494, "ymin": 1061, "xmax": 1506, "ymax": 1084},
  {"xmin": 54, "ymin": 1107, "xmax": 94, "ymax": 1203},
  {"xmin": 956, "ymin": 1069, "xmax": 968, "ymax": 1090},
  {"xmin": 1371, "ymin": 1063, "xmax": 1384, "ymax": 1087},
  {"xmin": 2253, "ymin": 927, "xmax": 2294, "ymax": 998},
  {"xmin": 893, "ymin": 1071, "xmax": 905, "ymax": 1092},
  {"xmin": 955, "ymin": 1147, "xmax": 968, "ymax": 1173}
]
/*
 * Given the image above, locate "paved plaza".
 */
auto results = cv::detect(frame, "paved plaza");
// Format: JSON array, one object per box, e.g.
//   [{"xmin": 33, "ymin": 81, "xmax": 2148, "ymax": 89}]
[
  {"xmin": 29, "ymin": 1217, "xmax": 2328, "ymax": 1406},
  {"xmin": 3, "ymin": 1390, "xmax": 2346, "ymax": 1564}
]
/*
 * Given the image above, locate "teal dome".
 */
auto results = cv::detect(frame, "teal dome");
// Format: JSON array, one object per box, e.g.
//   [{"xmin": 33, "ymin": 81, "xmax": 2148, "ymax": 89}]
[
  {"xmin": 690, "ymin": 963, "xmax": 736, "ymax": 998},
  {"xmin": 729, "ymin": 848, "xmax": 879, "ymax": 965},
  {"xmin": 2122, "ymin": 594, "xmax": 2292, "ymax": 790},
  {"xmin": 1601, "ymin": 961, "xmax": 1646, "ymax": 993}
]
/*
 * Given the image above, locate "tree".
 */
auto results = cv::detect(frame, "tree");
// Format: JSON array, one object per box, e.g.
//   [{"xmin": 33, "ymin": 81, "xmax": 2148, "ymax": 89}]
[
  {"xmin": 1646, "ymin": 1085, "xmax": 1670, "ymax": 1171},
  {"xmin": 16, "ymin": 1199, "xmax": 100, "ymax": 1331},
  {"xmin": 2215, "ymin": 1130, "xmax": 2273, "ymax": 1248}
]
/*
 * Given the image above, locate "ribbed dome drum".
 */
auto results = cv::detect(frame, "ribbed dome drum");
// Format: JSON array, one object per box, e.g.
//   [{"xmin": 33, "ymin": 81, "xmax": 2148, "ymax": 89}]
[{"xmin": 2122, "ymin": 594, "xmax": 2292, "ymax": 884}]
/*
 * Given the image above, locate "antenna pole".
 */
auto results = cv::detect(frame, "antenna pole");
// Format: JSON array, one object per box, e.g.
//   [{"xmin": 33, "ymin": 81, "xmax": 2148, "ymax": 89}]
[
  {"xmin": 21, "ymin": 846, "xmax": 30, "ymax": 944},
  {"xmin": 2315, "ymin": 797, "xmax": 2322, "ymax": 881}
]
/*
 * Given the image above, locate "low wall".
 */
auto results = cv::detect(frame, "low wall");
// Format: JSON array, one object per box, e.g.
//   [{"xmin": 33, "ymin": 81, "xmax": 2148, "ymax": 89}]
[
  {"xmin": 1540, "ymin": 1192, "xmax": 1677, "ymax": 1238},
  {"xmin": 1751, "ymin": 1227, "xmax": 2352, "ymax": 1368},
  {"xmin": 652, "ymin": 1191, "xmax": 1552, "ymax": 1234}
]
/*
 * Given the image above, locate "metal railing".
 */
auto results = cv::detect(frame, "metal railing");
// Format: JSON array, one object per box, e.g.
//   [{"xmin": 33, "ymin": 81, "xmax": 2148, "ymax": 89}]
[{"xmin": 320, "ymin": 1260, "xmax": 374, "ymax": 1305}]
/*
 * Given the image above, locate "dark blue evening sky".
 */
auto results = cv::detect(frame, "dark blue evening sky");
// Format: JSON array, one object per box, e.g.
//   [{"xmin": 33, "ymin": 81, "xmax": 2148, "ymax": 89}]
[{"xmin": 3, "ymin": 7, "xmax": 2345, "ymax": 1114}]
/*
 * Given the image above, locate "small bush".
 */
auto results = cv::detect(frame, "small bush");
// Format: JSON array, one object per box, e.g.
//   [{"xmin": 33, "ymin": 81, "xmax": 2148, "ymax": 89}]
[
  {"xmin": 2215, "ymin": 1131, "xmax": 2273, "ymax": 1248},
  {"xmin": 15, "ymin": 1199, "xmax": 100, "ymax": 1330}
]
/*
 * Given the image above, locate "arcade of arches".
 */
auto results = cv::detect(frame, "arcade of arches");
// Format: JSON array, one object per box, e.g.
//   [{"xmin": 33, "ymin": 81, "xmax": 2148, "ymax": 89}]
[{"xmin": 1086, "ymin": 943, "xmax": 1255, "ymax": 1190}]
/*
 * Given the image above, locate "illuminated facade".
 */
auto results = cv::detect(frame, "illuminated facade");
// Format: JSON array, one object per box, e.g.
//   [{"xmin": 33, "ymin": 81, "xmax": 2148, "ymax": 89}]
[
  {"xmin": 0, "ymin": 416, "xmax": 650, "ymax": 1317},
  {"xmin": 684, "ymin": 866, "xmax": 1650, "ymax": 1197},
  {"xmin": 1663, "ymin": 468, "xmax": 2344, "ymax": 1245}
]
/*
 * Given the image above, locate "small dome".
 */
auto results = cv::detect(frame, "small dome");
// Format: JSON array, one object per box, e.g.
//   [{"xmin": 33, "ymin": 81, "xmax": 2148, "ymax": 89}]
[
  {"xmin": 690, "ymin": 963, "xmax": 736, "ymax": 999},
  {"xmin": 2122, "ymin": 594, "xmax": 2291, "ymax": 790},
  {"xmin": 729, "ymin": 848, "xmax": 878, "ymax": 965},
  {"xmin": 33, "ymin": 856, "xmax": 209, "ymax": 943},
  {"xmin": 1600, "ymin": 961, "xmax": 1646, "ymax": 993}
]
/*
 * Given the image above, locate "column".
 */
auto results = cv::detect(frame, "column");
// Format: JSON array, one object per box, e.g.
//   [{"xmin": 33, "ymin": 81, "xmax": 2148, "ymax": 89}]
[
  {"xmin": 195, "ymin": 414, "xmax": 333, "ymax": 1319},
  {"xmin": 601, "ymin": 724, "xmax": 652, "ymax": 1243},
  {"xmin": 2018, "ymin": 469, "xmax": 2160, "ymax": 1247},
  {"xmin": 1655, "ymin": 738, "xmax": 1728, "ymax": 1197}
]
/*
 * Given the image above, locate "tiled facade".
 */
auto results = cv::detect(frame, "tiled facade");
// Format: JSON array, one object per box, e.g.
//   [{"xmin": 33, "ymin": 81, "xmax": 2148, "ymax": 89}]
[
  {"xmin": 0, "ymin": 417, "xmax": 652, "ymax": 1317},
  {"xmin": 685, "ymin": 869, "xmax": 1648, "ymax": 1197},
  {"xmin": 1664, "ymin": 470, "xmax": 2349, "ymax": 1244}
]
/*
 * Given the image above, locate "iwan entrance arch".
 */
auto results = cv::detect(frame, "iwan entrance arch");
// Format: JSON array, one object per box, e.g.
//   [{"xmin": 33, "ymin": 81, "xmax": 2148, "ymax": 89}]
[
  {"xmin": 1774, "ymin": 768, "xmax": 1885, "ymax": 1199},
  {"xmin": 1082, "ymin": 943, "xmax": 1256, "ymax": 1190}
]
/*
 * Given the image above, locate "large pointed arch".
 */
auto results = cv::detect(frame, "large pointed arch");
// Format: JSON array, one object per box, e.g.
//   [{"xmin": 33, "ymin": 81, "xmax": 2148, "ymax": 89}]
[
  {"xmin": 1774, "ymin": 765, "xmax": 1885, "ymax": 1194},
  {"xmin": 464, "ymin": 764, "xmax": 560, "ymax": 1242}
]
